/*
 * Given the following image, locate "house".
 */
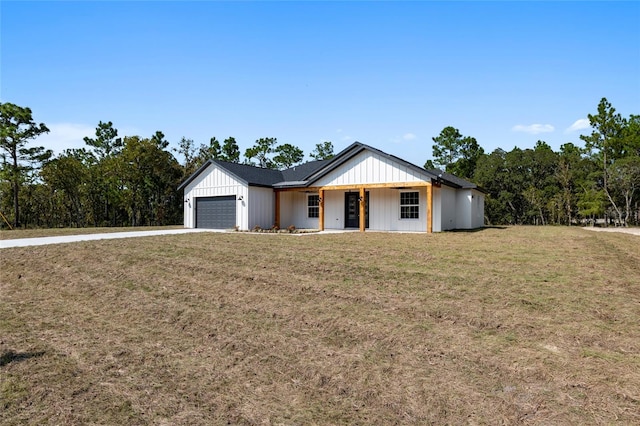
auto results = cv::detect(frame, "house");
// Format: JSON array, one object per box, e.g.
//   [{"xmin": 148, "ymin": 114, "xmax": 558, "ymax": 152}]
[{"xmin": 177, "ymin": 142, "xmax": 485, "ymax": 233}]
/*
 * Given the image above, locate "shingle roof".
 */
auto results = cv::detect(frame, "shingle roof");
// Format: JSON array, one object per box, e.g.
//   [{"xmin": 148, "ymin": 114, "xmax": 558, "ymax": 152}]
[
  {"xmin": 427, "ymin": 169, "xmax": 485, "ymax": 191},
  {"xmin": 212, "ymin": 160, "xmax": 284, "ymax": 187},
  {"xmin": 177, "ymin": 143, "xmax": 483, "ymax": 192},
  {"xmin": 177, "ymin": 159, "xmax": 329, "ymax": 191},
  {"xmin": 281, "ymin": 159, "xmax": 331, "ymax": 181}
]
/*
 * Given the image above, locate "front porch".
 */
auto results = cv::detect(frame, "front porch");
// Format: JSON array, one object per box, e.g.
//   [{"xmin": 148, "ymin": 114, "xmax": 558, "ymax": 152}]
[{"xmin": 275, "ymin": 182, "xmax": 434, "ymax": 233}]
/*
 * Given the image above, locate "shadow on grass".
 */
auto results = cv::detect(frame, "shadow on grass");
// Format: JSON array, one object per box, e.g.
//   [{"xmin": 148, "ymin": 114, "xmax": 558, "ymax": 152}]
[
  {"xmin": 0, "ymin": 350, "xmax": 46, "ymax": 367},
  {"xmin": 445, "ymin": 226, "xmax": 508, "ymax": 233}
]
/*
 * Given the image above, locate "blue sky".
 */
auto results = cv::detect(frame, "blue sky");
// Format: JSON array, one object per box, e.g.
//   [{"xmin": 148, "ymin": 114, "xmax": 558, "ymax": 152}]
[{"xmin": 2, "ymin": 1, "xmax": 639, "ymax": 165}]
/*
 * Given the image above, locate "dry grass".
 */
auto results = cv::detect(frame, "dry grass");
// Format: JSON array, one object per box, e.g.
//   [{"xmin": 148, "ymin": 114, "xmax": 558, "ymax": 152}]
[{"xmin": 1, "ymin": 226, "xmax": 639, "ymax": 425}]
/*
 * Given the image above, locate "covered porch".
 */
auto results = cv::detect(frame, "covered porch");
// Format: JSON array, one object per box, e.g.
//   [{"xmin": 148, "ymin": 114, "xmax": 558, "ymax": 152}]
[{"xmin": 274, "ymin": 182, "xmax": 435, "ymax": 233}]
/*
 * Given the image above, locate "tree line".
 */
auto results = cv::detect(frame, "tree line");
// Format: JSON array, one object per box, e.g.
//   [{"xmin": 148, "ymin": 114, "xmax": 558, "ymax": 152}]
[
  {"xmin": 426, "ymin": 98, "xmax": 639, "ymax": 227},
  {"xmin": 0, "ymin": 102, "xmax": 334, "ymax": 229},
  {"xmin": 1, "ymin": 98, "xmax": 637, "ymax": 229}
]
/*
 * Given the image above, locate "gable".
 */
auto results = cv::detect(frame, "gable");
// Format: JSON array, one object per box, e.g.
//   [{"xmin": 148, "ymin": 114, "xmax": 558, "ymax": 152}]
[
  {"xmin": 184, "ymin": 162, "xmax": 247, "ymax": 193},
  {"xmin": 309, "ymin": 150, "xmax": 432, "ymax": 187}
]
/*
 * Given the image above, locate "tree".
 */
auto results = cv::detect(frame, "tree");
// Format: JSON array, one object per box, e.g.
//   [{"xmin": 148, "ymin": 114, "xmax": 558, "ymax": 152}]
[
  {"xmin": 0, "ymin": 102, "xmax": 51, "ymax": 227},
  {"xmin": 83, "ymin": 121, "xmax": 123, "ymax": 226},
  {"xmin": 310, "ymin": 141, "xmax": 334, "ymax": 160},
  {"xmin": 556, "ymin": 143, "xmax": 582, "ymax": 225},
  {"xmin": 428, "ymin": 126, "xmax": 484, "ymax": 179},
  {"xmin": 273, "ymin": 143, "xmax": 304, "ymax": 169},
  {"xmin": 41, "ymin": 149, "xmax": 91, "ymax": 227},
  {"xmin": 221, "ymin": 137, "xmax": 240, "ymax": 163},
  {"xmin": 176, "ymin": 137, "xmax": 198, "ymax": 177},
  {"xmin": 150, "ymin": 130, "xmax": 169, "ymax": 150},
  {"xmin": 120, "ymin": 135, "xmax": 182, "ymax": 226},
  {"xmin": 580, "ymin": 98, "xmax": 626, "ymax": 225},
  {"xmin": 83, "ymin": 121, "xmax": 122, "ymax": 159},
  {"xmin": 244, "ymin": 137, "xmax": 278, "ymax": 168},
  {"xmin": 197, "ymin": 137, "xmax": 223, "ymax": 163}
]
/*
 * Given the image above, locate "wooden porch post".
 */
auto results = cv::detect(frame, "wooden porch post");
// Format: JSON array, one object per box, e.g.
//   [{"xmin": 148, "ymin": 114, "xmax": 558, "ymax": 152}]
[
  {"xmin": 318, "ymin": 189, "xmax": 325, "ymax": 231},
  {"xmin": 275, "ymin": 190, "xmax": 280, "ymax": 228},
  {"xmin": 359, "ymin": 186, "xmax": 365, "ymax": 232},
  {"xmin": 427, "ymin": 183, "xmax": 433, "ymax": 234}
]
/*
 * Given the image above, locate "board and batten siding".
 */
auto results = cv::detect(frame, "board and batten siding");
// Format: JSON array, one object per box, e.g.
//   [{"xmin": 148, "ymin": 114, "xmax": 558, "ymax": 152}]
[
  {"xmin": 313, "ymin": 151, "xmax": 429, "ymax": 187},
  {"xmin": 439, "ymin": 186, "xmax": 458, "ymax": 231},
  {"xmin": 471, "ymin": 190, "xmax": 485, "ymax": 229},
  {"xmin": 183, "ymin": 163, "xmax": 249, "ymax": 229},
  {"xmin": 279, "ymin": 191, "xmax": 319, "ymax": 230},
  {"xmin": 316, "ymin": 188, "xmax": 427, "ymax": 232},
  {"xmin": 248, "ymin": 186, "xmax": 276, "ymax": 230}
]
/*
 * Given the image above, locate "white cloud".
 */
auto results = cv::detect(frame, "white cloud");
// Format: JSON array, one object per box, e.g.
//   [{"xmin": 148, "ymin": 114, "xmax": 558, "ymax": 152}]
[
  {"xmin": 341, "ymin": 135, "xmax": 352, "ymax": 141},
  {"xmin": 403, "ymin": 133, "xmax": 417, "ymax": 141},
  {"xmin": 565, "ymin": 118, "xmax": 591, "ymax": 133},
  {"xmin": 511, "ymin": 124, "xmax": 555, "ymax": 134},
  {"xmin": 34, "ymin": 123, "xmax": 95, "ymax": 154}
]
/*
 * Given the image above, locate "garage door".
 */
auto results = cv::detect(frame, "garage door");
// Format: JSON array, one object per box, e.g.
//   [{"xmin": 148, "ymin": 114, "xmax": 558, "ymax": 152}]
[{"xmin": 195, "ymin": 195, "xmax": 236, "ymax": 229}]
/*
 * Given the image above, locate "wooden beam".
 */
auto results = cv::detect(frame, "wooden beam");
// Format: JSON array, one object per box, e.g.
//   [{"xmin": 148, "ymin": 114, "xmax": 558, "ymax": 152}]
[
  {"xmin": 275, "ymin": 181, "xmax": 431, "ymax": 193},
  {"xmin": 359, "ymin": 187, "xmax": 365, "ymax": 232},
  {"xmin": 319, "ymin": 181, "xmax": 430, "ymax": 191},
  {"xmin": 319, "ymin": 189, "xmax": 324, "ymax": 231},
  {"xmin": 427, "ymin": 183, "xmax": 433, "ymax": 234},
  {"xmin": 275, "ymin": 190, "xmax": 280, "ymax": 228}
]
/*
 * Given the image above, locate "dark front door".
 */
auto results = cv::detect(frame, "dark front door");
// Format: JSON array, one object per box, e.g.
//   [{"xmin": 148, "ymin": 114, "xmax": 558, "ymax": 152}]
[{"xmin": 344, "ymin": 192, "xmax": 369, "ymax": 228}]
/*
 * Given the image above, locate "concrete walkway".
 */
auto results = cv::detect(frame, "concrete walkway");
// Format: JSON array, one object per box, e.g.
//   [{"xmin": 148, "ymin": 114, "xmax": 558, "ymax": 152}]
[{"xmin": 0, "ymin": 228, "xmax": 221, "ymax": 249}]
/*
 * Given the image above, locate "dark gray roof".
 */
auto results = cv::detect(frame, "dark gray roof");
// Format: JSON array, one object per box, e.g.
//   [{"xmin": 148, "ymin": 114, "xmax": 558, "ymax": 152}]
[
  {"xmin": 281, "ymin": 159, "xmax": 331, "ymax": 181},
  {"xmin": 427, "ymin": 169, "xmax": 485, "ymax": 192},
  {"xmin": 177, "ymin": 159, "xmax": 329, "ymax": 191},
  {"xmin": 212, "ymin": 160, "xmax": 283, "ymax": 187},
  {"xmin": 178, "ymin": 143, "xmax": 483, "ymax": 192}
]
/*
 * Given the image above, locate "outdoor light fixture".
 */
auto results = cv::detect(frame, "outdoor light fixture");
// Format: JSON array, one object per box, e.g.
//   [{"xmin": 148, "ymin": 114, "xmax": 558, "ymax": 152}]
[
  {"xmin": 358, "ymin": 196, "xmax": 364, "ymax": 202},
  {"xmin": 237, "ymin": 195, "xmax": 244, "ymax": 201},
  {"xmin": 184, "ymin": 198, "xmax": 189, "ymax": 203},
  {"xmin": 318, "ymin": 197, "xmax": 322, "ymax": 203}
]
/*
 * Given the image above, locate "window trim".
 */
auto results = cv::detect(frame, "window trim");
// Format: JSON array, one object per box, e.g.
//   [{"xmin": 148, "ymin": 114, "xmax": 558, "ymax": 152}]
[
  {"xmin": 307, "ymin": 194, "xmax": 320, "ymax": 218},
  {"xmin": 399, "ymin": 190, "xmax": 420, "ymax": 220}
]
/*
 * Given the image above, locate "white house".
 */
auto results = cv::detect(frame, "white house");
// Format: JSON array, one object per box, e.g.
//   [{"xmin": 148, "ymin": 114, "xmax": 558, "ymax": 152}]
[{"xmin": 178, "ymin": 142, "xmax": 485, "ymax": 233}]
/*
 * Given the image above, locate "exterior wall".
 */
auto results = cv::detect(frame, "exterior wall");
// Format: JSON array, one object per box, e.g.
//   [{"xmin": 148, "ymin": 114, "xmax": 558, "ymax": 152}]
[
  {"xmin": 313, "ymin": 151, "xmax": 430, "ymax": 187},
  {"xmin": 440, "ymin": 186, "xmax": 458, "ymax": 231},
  {"xmin": 323, "ymin": 190, "xmax": 345, "ymax": 229},
  {"xmin": 471, "ymin": 190, "xmax": 485, "ymax": 229},
  {"xmin": 432, "ymin": 186, "xmax": 442, "ymax": 233},
  {"xmin": 248, "ymin": 186, "xmax": 275, "ymax": 230},
  {"xmin": 456, "ymin": 190, "xmax": 473, "ymax": 230},
  {"xmin": 183, "ymin": 163, "xmax": 248, "ymax": 229},
  {"xmin": 290, "ymin": 187, "xmax": 427, "ymax": 232},
  {"xmin": 279, "ymin": 191, "xmax": 319, "ymax": 230}
]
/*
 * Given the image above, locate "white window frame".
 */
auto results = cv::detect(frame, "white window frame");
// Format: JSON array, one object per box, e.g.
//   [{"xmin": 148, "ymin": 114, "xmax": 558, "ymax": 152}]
[
  {"xmin": 307, "ymin": 194, "xmax": 320, "ymax": 218},
  {"xmin": 399, "ymin": 190, "xmax": 420, "ymax": 220}
]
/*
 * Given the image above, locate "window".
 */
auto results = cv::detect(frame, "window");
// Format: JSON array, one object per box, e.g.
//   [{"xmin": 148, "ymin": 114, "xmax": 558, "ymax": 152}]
[
  {"xmin": 308, "ymin": 194, "xmax": 319, "ymax": 218},
  {"xmin": 400, "ymin": 191, "xmax": 419, "ymax": 219}
]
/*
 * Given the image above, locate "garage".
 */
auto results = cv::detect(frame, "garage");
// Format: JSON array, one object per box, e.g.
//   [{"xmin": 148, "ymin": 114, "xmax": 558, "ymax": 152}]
[{"xmin": 195, "ymin": 195, "xmax": 236, "ymax": 229}]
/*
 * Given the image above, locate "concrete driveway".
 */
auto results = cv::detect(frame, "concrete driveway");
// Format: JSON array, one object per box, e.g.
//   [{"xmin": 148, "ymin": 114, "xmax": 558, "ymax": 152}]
[
  {"xmin": 0, "ymin": 228, "xmax": 221, "ymax": 249},
  {"xmin": 582, "ymin": 227, "xmax": 640, "ymax": 236}
]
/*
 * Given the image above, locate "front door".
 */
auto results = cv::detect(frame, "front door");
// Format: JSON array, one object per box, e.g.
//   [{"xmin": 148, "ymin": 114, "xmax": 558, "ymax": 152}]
[{"xmin": 344, "ymin": 192, "xmax": 369, "ymax": 228}]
